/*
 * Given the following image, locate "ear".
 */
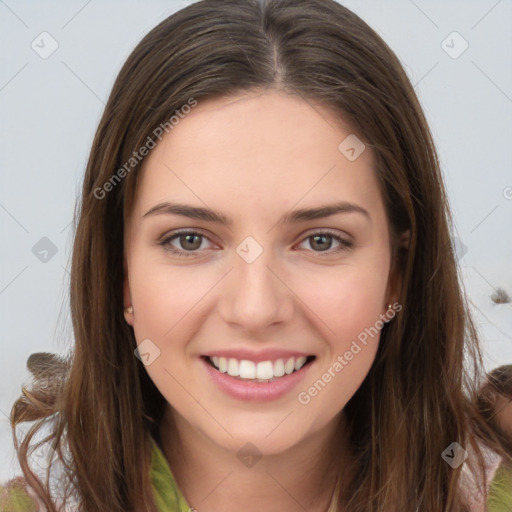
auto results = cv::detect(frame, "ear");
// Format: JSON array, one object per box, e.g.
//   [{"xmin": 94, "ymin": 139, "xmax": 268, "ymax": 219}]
[
  {"xmin": 123, "ymin": 255, "xmax": 134, "ymax": 326},
  {"xmin": 385, "ymin": 229, "xmax": 410, "ymax": 307}
]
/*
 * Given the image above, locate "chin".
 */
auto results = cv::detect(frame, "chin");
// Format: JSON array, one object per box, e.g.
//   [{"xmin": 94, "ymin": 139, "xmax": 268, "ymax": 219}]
[{"xmin": 197, "ymin": 412, "xmax": 319, "ymax": 457}]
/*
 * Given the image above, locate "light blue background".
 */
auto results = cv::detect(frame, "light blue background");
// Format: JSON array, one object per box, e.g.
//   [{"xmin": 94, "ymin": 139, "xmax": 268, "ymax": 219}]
[{"xmin": 1, "ymin": 0, "xmax": 511, "ymax": 482}]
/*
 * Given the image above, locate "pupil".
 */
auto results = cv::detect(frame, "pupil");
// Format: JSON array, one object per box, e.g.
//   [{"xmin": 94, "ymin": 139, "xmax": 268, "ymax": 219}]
[
  {"xmin": 312, "ymin": 235, "xmax": 331, "ymax": 251},
  {"xmin": 183, "ymin": 234, "xmax": 200, "ymax": 250}
]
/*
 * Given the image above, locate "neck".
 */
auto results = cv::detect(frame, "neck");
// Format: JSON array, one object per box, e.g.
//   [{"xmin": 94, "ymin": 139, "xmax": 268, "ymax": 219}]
[{"xmin": 159, "ymin": 408, "xmax": 353, "ymax": 512}]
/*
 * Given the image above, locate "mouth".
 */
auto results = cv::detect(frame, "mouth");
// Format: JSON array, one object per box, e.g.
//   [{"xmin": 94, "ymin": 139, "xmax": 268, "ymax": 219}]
[{"xmin": 201, "ymin": 355, "xmax": 316, "ymax": 383}]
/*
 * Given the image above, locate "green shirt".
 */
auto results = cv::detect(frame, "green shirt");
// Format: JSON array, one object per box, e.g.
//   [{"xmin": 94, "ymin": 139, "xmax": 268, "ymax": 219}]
[
  {"xmin": 486, "ymin": 459, "xmax": 512, "ymax": 512},
  {"xmin": 150, "ymin": 439, "xmax": 192, "ymax": 512},
  {"xmin": 2, "ymin": 440, "xmax": 511, "ymax": 511},
  {"xmin": 149, "ymin": 440, "xmax": 512, "ymax": 512}
]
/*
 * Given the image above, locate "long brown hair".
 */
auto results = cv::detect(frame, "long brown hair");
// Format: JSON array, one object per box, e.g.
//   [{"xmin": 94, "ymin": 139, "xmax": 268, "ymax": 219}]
[{"xmin": 9, "ymin": 0, "xmax": 510, "ymax": 510}]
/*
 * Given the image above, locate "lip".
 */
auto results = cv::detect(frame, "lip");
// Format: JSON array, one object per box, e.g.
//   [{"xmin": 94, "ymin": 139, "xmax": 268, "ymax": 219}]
[
  {"xmin": 201, "ymin": 355, "xmax": 314, "ymax": 402},
  {"xmin": 201, "ymin": 348, "xmax": 313, "ymax": 363}
]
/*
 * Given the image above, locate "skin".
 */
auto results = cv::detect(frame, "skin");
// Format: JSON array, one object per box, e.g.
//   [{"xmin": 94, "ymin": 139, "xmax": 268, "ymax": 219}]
[
  {"xmin": 495, "ymin": 395, "xmax": 512, "ymax": 437},
  {"xmin": 123, "ymin": 90, "xmax": 407, "ymax": 512}
]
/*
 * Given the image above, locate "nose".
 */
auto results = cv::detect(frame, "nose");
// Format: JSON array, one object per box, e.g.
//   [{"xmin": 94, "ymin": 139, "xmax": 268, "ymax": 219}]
[{"xmin": 218, "ymin": 242, "xmax": 294, "ymax": 333}]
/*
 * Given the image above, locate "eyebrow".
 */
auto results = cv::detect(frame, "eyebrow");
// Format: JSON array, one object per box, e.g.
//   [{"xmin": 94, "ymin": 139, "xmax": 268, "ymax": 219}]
[{"xmin": 143, "ymin": 200, "xmax": 371, "ymax": 226}]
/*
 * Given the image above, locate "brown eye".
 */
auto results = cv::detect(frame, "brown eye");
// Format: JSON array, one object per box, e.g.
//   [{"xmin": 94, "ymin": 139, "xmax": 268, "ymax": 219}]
[
  {"xmin": 159, "ymin": 230, "xmax": 213, "ymax": 257},
  {"xmin": 310, "ymin": 234, "xmax": 334, "ymax": 251},
  {"xmin": 178, "ymin": 233, "xmax": 203, "ymax": 251},
  {"xmin": 298, "ymin": 231, "xmax": 353, "ymax": 256}
]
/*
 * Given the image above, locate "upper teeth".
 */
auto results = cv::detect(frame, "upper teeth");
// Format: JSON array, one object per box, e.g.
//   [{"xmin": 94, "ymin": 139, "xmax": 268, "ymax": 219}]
[{"xmin": 209, "ymin": 356, "xmax": 308, "ymax": 380}]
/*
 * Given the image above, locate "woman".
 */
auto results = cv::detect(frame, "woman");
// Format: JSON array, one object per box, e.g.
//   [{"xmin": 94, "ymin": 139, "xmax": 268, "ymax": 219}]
[
  {"xmin": 476, "ymin": 365, "xmax": 512, "ymax": 510},
  {"xmin": 3, "ymin": 0, "xmax": 511, "ymax": 510}
]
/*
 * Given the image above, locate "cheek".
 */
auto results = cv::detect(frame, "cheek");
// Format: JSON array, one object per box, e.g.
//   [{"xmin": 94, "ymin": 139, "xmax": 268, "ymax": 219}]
[
  {"xmin": 498, "ymin": 402, "xmax": 512, "ymax": 436},
  {"xmin": 129, "ymin": 255, "xmax": 212, "ymax": 340},
  {"xmin": 292, "ymin": 261, "xmax": 388, "ymax": 418},
  {"xmin": 298, "ymin": 274, "xmax": 385, "ymax": 426},
  {"xmin": 128, "ymin": 259, "xmax": 206, "ymax": 410},
  {"xmin": 297, "ymin": 261, "xmax": 389, "ymax": 345},
  {"xmin": 301, "ymin": 340, "xmax": 379, "ymax": 431}
]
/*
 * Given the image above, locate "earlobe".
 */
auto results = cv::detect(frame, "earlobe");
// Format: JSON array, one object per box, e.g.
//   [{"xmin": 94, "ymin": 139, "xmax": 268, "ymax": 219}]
[
  {"xmin": 398, "ymin": 229, "xmax": 411, "ymax": 252},
  {"xmin": 123, "ymin": 256, "xmax": 134, "ymax": 326},
  {"xmin": 385, "ymin": 229, "xmax": 411, "ymax": 308}
]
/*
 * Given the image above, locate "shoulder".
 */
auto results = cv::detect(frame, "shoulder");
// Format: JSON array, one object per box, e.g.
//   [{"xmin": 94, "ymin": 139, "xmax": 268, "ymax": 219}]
[
  {"xmin": 0, "ymin": 476, "xmax": 41, "ymax": 511},
  {"xmin": 150, "ymin": 439, "xmax": 193, "ymax": 512},
  {"xmin": 459, "ymin": 441, "xmax": 512, "ymax": 511},
  {"xmin": 487, "ymin": 459, "xmax": 512, "ymax": 511}
]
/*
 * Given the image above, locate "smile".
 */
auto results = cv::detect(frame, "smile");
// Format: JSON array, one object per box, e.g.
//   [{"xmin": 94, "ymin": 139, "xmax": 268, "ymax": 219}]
[
  {"xmin": 205, "ymin": 355, "xmax": 315, "ymax": 382},
  {"xmin": 201, "ymin": 353, "xmax": 316, "ymax": 401}
]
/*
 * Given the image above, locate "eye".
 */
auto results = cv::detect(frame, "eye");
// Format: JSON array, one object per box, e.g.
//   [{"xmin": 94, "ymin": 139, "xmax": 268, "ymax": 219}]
[
  {"xmin": 296, "ymin": 230, "xmax": 353, "ymax": 256},
  {"xmin": 158, "ymin": 230, "xmax": 214, "ymax": 258},
  {"xmin": 158, "ymin": 229, "xmax": 353, "ymax": 258}
]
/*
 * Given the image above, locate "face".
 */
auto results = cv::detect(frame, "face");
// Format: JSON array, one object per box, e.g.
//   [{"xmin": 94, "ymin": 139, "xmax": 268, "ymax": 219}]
[
  {"xmin": 123, "ymin": 90, "xmax": 400, "ymax": 455},
  {"xmin": 495, "ymin": 395, "xmax": 512, "ymax": 437}
]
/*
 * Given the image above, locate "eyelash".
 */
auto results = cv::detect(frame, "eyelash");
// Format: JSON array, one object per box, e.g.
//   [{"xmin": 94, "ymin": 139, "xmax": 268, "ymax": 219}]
[{"xmin": 158, "ymin": 229, "xmax": 353, "ymax": 258}]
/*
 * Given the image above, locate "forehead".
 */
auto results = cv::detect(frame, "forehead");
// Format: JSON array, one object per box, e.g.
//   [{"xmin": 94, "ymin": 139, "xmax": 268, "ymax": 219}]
[{"xmin": 131, "ymin": 90, "xmax": 383, "ymax": 223}]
